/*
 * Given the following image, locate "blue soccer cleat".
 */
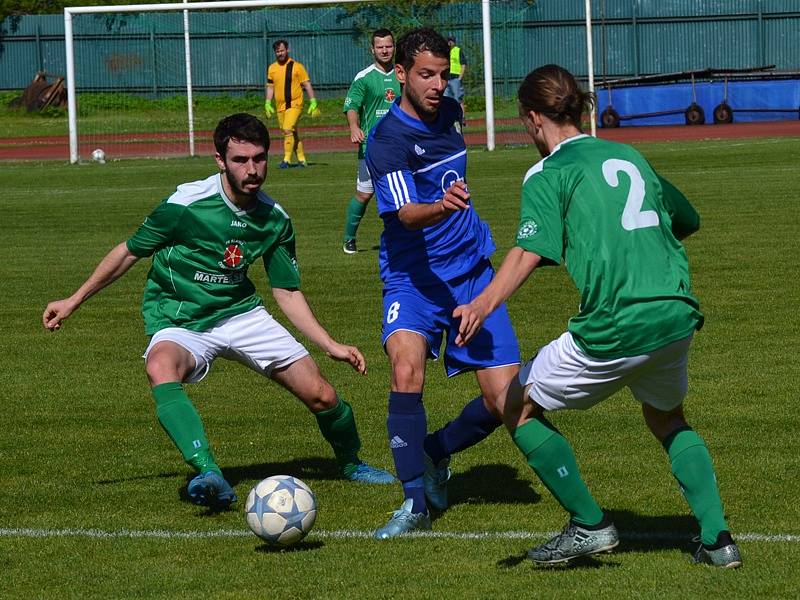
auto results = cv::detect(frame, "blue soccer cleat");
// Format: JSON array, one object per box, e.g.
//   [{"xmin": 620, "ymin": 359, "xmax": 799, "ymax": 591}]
[
  {"xmin": 423, "ymin": 452, "xmax": 451, "ymax": 511},
  {"xmin": 278, "ymin": 161, "xmax": 290, "ymax": 169},
  {"xmin": 187, "ymin": 471, "xmax": 237, "ymax": 508},
  {"xmin": 344, "ymin": 462, "xmax": 396, "ymax": 484},
  {"xmin": 374, "ymin": 499, "xmax": 431, "ymax": 539}
]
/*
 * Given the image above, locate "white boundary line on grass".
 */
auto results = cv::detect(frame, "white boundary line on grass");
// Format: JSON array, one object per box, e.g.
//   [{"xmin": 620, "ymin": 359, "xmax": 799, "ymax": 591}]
[{"xmin": 1, "ymin": 528, "xmax": 798, "ymax": 543}]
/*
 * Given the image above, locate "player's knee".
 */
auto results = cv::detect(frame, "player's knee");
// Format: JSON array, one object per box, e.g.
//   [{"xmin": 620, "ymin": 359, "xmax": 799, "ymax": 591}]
[
  {"xmin": 391, "ymin": 359, "xmax": 424, "ymax": 392},
  {"xmin": 642, "ymin": 402, "xmax": 687, "ymax": 442},
  {"xmin": 145, "ymin": 345, "xmax": 188, "ymax": 385},
  {"xmin": 355, "ymin": 191, "xmax": 372, "ymax": 203},
  {"xmin": 303, "ymin": 378, "xmax": 338, "ymax": 413}
]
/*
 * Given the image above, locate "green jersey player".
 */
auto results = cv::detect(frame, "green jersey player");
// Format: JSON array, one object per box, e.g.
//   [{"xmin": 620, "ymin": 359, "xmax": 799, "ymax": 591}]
[
  {"xmin": 43, "ymin": 113, "xmax": 394, "ymax": 509},
  {"xmin": 340, "ymin": 28, "xmax": 401, "ymax": 254},
  {"xmin": 454, "ymin": 65, "xmax": 741, "ymax": 568}
]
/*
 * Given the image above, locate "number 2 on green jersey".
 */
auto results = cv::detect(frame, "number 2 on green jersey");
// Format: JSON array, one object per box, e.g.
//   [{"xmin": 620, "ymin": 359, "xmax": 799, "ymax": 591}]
[{"xmin": 602, "ymin": 159, "xmax": 659, "ymax": 231}]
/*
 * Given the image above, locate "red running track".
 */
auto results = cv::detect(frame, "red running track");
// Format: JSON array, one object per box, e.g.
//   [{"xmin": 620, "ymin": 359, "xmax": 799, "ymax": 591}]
[{"xmin": 1, "ymin": 119, "xmax": 799, "ymax": 161}]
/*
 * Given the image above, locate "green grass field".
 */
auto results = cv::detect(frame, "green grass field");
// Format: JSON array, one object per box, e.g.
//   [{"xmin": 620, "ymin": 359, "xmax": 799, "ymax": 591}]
[{"xmin": 2, "ymin": 138, "xmax": 799, "ymax": 598}]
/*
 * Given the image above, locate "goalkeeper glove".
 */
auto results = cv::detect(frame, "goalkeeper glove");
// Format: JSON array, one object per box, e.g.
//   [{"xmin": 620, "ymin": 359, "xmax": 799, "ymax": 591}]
[
  {"xmin": 264, "ymin": 99, "xmax": 275, "ymax": 118},
  {"xmin": 308, "ymin": 98, "xmax": 321, "ymax": 118}
]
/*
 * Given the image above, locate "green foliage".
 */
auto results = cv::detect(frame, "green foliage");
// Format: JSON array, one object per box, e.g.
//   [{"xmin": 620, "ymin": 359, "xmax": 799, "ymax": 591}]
[{"xmin": 339, "ymin": 0, "xmax": 462, "ymax": 44}]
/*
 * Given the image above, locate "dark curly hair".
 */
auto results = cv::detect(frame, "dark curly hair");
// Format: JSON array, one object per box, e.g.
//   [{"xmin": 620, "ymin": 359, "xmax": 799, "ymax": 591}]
[
  {"xmin": 395, "ymin": 28, "xmax": 449, "ymax": 71},
  {"xmin": 213, "ymin": 113, "xmax": 269, "ymax": 157}
]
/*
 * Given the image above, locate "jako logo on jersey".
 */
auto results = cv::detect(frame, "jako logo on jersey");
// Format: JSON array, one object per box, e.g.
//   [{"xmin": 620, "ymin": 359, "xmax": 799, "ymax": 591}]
[
  {"xmin": 389, "ymin": 435, "xmax": 408, "ymax": 449},
  {"xmin": 385, "ymin": 88, "xmax": 396, "ymax": 102},
  {"xmin": 230, "ymin": 219, "xmax": 247, "ymax": 228},
  {"xmin": 414, "ymin": 144, "xmax": 426, "ymax": 156},
  {"xmin": 518, "ymin": 219, "xmax": 539, "ymax": 238}
]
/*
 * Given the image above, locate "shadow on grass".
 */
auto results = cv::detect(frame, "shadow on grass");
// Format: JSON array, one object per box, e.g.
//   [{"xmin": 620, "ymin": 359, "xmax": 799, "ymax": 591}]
[
  {"xmin": 497, "ymin": 510, "xmax": 699, "ymax": 569},
  {"xmin": 220, "ymin": 456, "xmax": 343, "ymax": 486},
  {"xmin": 448, "ymin": 463, "xmax": 541, "ymax": 507},
  {"xmin": 497, "ymin": 550, "xmax": 620, "ymax": 571},
  {"xmin": 96, "ymin": 470, "xmax": 184, "ymax": 484},
  {"xmin": 254, "ymin": 540, "xmax": 324, "ymax": 553},
  {"xmin": 607, "ymin": 509, "xmax": 698, "ymax": 554}
]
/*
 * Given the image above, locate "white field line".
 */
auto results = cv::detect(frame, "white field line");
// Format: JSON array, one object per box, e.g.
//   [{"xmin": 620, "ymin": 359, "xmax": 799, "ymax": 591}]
[{"xmin": 1, "ymin": 527, "xmax": 798, "ymax": 543}]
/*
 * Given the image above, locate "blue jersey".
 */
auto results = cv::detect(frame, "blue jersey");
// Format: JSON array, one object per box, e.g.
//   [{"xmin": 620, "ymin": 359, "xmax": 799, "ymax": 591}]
[{"xmin": 366, "ymin": 97, "xmax": 495, "ymax": 286}]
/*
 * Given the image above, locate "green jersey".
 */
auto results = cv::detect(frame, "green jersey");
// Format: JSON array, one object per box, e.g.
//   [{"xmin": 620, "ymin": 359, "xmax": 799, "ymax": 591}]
[
  {"xmin": 126, "ymin": 174, "xmax": 301, "ymax": 335},
  {"xmin": 343, "ymin": 64, "xmax": 400, "ymax": 159},
  {"xmin": 516, "ymin": 134, "xmax": 703, "ymax": 358}
]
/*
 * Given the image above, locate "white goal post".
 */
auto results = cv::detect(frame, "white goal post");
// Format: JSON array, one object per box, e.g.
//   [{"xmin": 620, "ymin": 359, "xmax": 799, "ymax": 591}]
[{"xmin": 64, "ymin": 0, "xmax": 595, "ymax": 163}]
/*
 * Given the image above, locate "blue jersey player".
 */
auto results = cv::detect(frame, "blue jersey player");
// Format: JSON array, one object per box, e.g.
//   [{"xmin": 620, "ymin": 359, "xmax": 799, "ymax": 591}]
[{"xmin": 366, "ymin": 28, "xmax": 521, "ymax": 538}]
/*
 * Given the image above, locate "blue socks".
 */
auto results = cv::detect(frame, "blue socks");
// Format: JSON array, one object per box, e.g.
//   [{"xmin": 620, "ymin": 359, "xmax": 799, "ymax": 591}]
[
  {"xmin": 423, "ymin": 396, "xmax": 502, "ymax": 466},
  {"xmin": 387, "ymin": 391, "xmax": 427, "ymax": 513}
]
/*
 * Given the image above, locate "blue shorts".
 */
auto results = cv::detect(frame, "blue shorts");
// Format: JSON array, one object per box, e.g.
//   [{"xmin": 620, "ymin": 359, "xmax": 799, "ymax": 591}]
[{"xmin": 381, "ymin": 260, "xmax": 520, "ymax": 377}]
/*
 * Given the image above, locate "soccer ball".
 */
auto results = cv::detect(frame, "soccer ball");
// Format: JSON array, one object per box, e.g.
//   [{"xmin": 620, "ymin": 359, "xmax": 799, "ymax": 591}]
[
  {"xmin": 91, "ymin": 148, "xmax": 106, "ymax": 163},
  {"xmin": 245, "ymin": 475, "xmax": 317, "ymax": 546}
]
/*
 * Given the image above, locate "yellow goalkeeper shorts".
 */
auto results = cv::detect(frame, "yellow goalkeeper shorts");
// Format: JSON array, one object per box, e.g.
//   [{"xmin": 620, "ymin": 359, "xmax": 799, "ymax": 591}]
[{"xmin": 276, "ymin": 107, "xmax": 302, "ymax": 132}]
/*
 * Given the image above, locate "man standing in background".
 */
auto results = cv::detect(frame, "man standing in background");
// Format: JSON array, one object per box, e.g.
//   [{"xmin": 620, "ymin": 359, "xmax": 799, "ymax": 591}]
[
  {"xmin": 265, "ymin": 40, "xmax": 320, "ymax": 168},
  {"xmin": 445, "ymin": 34, "xmax": 467, "ymax": 122},
  {"xmin": 340, "ymin": 28, "xmax": 400, "ymax": 255}
]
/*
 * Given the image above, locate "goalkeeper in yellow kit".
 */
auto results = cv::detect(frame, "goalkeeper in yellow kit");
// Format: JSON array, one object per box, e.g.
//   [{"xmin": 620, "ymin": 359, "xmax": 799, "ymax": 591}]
[{"xmin": 265, "ymin": 39, "xmax": 320, "ymax": 168}]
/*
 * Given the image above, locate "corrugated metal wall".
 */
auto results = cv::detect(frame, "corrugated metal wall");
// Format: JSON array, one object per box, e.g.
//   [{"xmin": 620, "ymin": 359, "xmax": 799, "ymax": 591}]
[{"xmin": 0, "ymin": 0, "xmax": 797, "ymax": 96}]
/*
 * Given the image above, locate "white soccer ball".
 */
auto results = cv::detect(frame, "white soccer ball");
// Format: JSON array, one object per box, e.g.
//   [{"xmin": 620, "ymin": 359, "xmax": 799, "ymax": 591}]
[
  {"xmin": 245, "ymin": 475, "xmax": 317, "ymax": 546},
  {"xmin": 91, "ymin": 148, "xmax": 106, "ymax": 163}
]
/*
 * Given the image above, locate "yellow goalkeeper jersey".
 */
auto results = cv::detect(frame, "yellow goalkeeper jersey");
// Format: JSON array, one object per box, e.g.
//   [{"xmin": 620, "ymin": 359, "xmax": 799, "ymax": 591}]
[{"xmin": 267, "ymin": 59, "xmax": 310, "ymax": 111}]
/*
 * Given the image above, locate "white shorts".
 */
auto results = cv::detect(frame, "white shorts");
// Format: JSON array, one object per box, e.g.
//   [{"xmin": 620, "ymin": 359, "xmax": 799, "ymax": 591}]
[
  {"xmin": 143, "ymin": 306, "xmax": 309, "ymax": 383},
  {"xmin": 520, "ymin": 331, "xmax": 692, "ymax": 412},
  {"xmin": 356, "ymin": 159, "xmax": 373, "ymax": 194}
]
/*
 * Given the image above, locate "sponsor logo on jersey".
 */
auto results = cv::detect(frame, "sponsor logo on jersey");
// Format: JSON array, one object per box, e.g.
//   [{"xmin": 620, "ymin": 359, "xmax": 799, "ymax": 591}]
[
  {"xmin": 230, "ymin": 219, "xmax": 247, "ymax": 228},
  {"xmin": 376, "ymin": 108, "xmax": 389, "ymax": 117},
  {"xmin": 518, "ymin": 219, "xmax": 539, "ymax": 238},
  {"xmin": 193, "ymin": 271, "xmax": 246, "ymax": 284},
  {"xmin": 384, "ymin": 88, "xmax": 396, "ymax": 102},
  {"xmin": 414, "ymin": 144, "xmax": 426, "ymax": 156}
]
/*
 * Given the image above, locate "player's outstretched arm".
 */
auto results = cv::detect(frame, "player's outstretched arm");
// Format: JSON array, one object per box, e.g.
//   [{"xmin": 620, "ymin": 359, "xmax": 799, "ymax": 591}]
[
  {"xmin": 43, "ymin": 242, "xmax": 140, "ymax": 331},
  {"xmin": 453, "ymin": 247, "xmax": 542, "ymax": 347},
  {"xmin": 271, "ymin": 287, "xmax": 366, "ymax": 375}
]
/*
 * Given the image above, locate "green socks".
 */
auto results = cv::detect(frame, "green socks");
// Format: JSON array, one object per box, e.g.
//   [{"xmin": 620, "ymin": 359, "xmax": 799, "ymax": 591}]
[
  {"xmin": 315, "ymin": 397, "xmax": 362, "ymax": 476},
  {"xmin": 343, "ymin": 197, "xmax": 368, "ymax": 242},
  {"xmin": 512, "ymin": 417, "xmax": 604, "ymax": 527},
  {"xmin": 664, "ymin": 428, "xmax": 728, "ymax": 545},
  {"xmin": 152, "ymin": 382, "xmax": 221, "ymax": 476}
]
